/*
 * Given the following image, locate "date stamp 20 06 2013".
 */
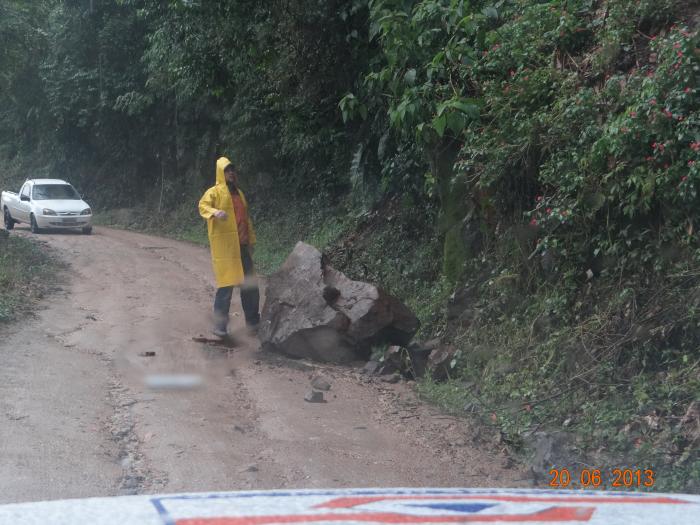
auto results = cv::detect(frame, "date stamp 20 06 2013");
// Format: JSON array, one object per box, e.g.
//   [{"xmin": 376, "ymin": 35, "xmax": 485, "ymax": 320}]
[{"xmin": 549, "ymin": 468, "xmax": 655, "ymax": 489}]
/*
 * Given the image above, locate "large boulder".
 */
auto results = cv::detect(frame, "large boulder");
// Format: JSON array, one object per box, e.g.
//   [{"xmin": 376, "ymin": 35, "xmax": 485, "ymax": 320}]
[{"xmin": 258, "ymin": 242, "xmax": 419, "ymax": 363}]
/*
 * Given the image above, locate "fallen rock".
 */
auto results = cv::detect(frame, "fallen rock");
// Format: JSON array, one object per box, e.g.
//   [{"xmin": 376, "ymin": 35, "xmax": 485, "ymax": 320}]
[
  {"xmin": 379, "ymin": 345, "xmax": 404, "ymax": 375},
  {"xmin": 428, "ymin": 344, "xmax": 458, "ymax": 381},
  {"xmin": 678, "ymin": 400, "xmax": 700, "ymax": 444},
  {"xmin": 304, "ymin": 390, "xmax": 325, "ymax": 403},
  {"xmin": 361, "ymin": 360, "xmax": 381, "ymax": 375},
  {"xmin": 406, "ymin": 342, "xmax": 432, "ymax": 378},
  {"xmin": 528, "ymin": 431, "xmax": 574, "ymax": 482},
  {"xmin": 259, "ymin": 242, "xmax": 419, "ymax": 363},
  {"xmin": 422, "ymin": 338, "xmax": 441, "ymax": 351},
  {"xmin": 311, "ymin": 374, "xmax": 332, "ymax": 391},
  {"xmin": 380, "ymin": 373, "xmax": 400, "ymax": 384}
]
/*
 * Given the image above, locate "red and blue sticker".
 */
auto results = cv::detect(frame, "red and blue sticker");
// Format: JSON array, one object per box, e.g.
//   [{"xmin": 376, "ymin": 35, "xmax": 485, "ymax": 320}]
[{"xmin": 150, "ymin": 488, "xmax": 700, "ymax": 525}]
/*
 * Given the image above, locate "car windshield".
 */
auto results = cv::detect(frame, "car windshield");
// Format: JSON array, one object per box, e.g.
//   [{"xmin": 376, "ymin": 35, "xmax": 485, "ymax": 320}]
[{"xmin": 32, "ymin": 184, "xmax": 81, "ymax": 200}]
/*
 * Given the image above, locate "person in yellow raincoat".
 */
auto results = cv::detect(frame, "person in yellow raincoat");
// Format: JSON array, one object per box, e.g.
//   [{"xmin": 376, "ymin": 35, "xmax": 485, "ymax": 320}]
[{"xmin": 199, "ymin": 156, "xmax": 259, "ymax": 336}]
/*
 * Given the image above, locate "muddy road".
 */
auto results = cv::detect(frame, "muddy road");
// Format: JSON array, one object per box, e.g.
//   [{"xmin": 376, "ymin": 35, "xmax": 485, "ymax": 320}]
[{"xmin": 0, "ymin": 226, "xmax": 526, "ymax": 503}]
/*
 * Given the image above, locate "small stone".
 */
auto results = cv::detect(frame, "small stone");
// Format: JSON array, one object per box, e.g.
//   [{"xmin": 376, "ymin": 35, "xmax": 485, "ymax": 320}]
[
  {"xmin": 381, "ymin": 374, "xmax": 400, "ymax": 384},
  {"xmin": 421, "ymin": 338, "xmax": 441, "ymax": 351},
  {"xmin": 311, "ymin": 374, "xmax": 332, "ymax": 391},
  {"xmin": 239, "ymin": 464, "xmax": 259, "ymax": 473},
  {"xmin": 304, "ymin": 390, "xmax": 325, "ymax": 403},
  {"xmin": 362, "ymin": 360, "xmax": 381, "ymax": 375},
  {"xmin": 139, "ymin": 351, "xmax": 156, "ymax": 357}
]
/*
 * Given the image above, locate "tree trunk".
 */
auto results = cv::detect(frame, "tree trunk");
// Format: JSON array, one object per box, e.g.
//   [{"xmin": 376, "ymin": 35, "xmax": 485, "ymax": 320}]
[{"xmin": 430, "ymin": 139, "xmax": 475, "ymax": 283}]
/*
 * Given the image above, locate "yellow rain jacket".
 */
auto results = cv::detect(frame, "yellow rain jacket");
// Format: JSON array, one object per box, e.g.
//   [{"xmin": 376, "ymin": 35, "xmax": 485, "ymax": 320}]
[{"xmin": 198, "ymin": 157, "xmax": 257, "ymax": 288}]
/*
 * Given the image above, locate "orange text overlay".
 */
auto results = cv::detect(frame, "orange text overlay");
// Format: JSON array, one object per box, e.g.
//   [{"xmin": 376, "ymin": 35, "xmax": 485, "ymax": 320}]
[{"xmin": 549, "ymin": 468, "xmax": 655, "ymax": 489}]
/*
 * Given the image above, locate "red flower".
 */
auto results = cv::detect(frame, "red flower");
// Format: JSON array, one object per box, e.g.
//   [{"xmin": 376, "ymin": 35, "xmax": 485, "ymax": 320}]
[
  {"xmin": 674, "ymin": 42, "xmax": 681, "ymax": 49},
  {"xmin": 546, "ymin": 208, "xmax": 552, "ymax": 214},
  {"xmin": 530, "ymin": 218, "xmax": 538, "ymax": 226},
  {"xmin": 677, "ymin": 51, "xmax": 684, "ymax": 58},
  {"xmin": 630, "ymin": 111, "xmax": 637, "ymax": 118},
  {"xmin": 536, "ymin": 195, "xmax": 543, "ymax": 202},
  {"xmin": 691, "ymin": 142, "xmax": 700, "ymax": 152},
  {"xmin": 650, "ymin": 98, "xmax": 657, "ymax": 105},
  {"xmin": 645, "ymin": 156, "xmax": 654, "ymax": 161},
  {"xmin": 509, "ymin": 70, "xmax": 515, "ymax": 77},
  {"xmin": 674, "ymin": 63, "xmax": 681, "ymax": 70},
  {"xmin": 561, "ymin": 210, "xmax": 568, "ymax": 217},
  {"xmin": 663, "ymin": 109, "xmax": 673, "ymax": 118},
  {"xmin": 687, "ymin": 161, "xmax": 695, "ymax": 167},
  {"xmin": 685, "ymin": 87, "xmax": 691, "ymax": 93},
  {"xmin": 681, "ymin": 175, "xmax": 689, "ymax": 182}
]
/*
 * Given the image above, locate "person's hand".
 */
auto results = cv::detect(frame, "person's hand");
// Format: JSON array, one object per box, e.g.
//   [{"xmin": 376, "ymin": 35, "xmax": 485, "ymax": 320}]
[{"xmin": 214, "ymin": 210, "xmax": 227, "ymax": 220}]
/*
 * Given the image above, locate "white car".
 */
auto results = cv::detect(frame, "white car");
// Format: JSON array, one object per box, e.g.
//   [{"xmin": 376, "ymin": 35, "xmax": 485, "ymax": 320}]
[
  {"xmin": 0, "ymin": 487, "xmax": 699, "ymax": 525},
  {"xmin": 1, "ymin": 179, "xmax": 93, "ymax": 234}
]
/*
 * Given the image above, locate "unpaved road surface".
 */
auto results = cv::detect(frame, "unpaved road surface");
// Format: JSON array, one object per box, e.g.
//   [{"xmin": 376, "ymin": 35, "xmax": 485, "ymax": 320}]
[{"xmin": 0, "ymin": 226, "xmax": 527, "ymax": 504}]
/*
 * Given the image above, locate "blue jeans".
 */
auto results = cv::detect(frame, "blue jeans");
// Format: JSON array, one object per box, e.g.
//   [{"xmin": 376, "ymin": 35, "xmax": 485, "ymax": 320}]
[{"xmin": 213, "ymin": 245, "xmax": 260, "ymax": 330}]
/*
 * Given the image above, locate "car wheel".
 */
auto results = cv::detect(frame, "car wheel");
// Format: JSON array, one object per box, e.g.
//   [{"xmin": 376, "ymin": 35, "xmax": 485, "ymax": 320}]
[
  {"xmin": 3, "ymin": 208, "xmax": 14, "ymax": 230},
  {"xmin": 30, "ymin": 214, "xmax": 41, "ymax": 234},
  {"xmin": 82, "ymin": 226, "xmax": 92, "ymax": 235}
]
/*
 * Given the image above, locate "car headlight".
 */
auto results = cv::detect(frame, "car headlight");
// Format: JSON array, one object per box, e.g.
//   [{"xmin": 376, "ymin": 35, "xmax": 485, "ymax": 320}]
[
  {"xmin": 42, "ymin": 208, "xmax": 57, "ymax": 216},
  {"xmin": 80, "ymin": 208, "xmax": 92, "ymax": 216}
]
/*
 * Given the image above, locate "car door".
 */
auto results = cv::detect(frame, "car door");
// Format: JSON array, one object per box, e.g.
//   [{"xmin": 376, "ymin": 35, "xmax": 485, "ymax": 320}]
[{"xmin": 16, "ymin": 183, "xmax": 31, "ymax": 222}]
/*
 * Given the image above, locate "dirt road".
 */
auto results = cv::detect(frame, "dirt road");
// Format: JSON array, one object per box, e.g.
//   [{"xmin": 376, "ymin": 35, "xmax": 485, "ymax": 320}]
[{"xmin": 0, "ymin": 226, "xmax": 526, "ymax": 504}]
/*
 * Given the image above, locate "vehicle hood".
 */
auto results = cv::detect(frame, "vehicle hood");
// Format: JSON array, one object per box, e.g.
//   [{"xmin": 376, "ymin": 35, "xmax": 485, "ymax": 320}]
[
  {"xmin": 34, "ymin": 199, "xmax": 90, "ymax": 213},
  {"xmin": 0, "ymin": 488, "xmax": 699, "ymax": 525}
]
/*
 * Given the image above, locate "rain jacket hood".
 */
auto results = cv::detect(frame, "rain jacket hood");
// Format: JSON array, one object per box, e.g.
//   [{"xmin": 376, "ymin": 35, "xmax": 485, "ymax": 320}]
[
  {"xmin": 216, "ymin": 156, "xmax": 232, "ymax": 186},
  {"xmin": 198, "ymin": 157, "xmax": 256, "ymax": 288}
]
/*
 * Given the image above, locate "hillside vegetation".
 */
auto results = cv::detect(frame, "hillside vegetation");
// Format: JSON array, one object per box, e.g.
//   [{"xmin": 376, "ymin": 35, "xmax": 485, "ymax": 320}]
[{"xmin": 1, "ymin": 0, "xmax": 699, "ymax": 490}]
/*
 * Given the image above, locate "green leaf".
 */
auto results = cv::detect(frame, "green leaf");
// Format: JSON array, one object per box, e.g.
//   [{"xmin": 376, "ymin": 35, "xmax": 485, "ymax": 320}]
[
  {"xmin": 404, "ymin": 68, "xmax": 416, "ymax": 85},
  {"xmin": 433, "ymin": 114, "xmax": 447, "ymax": 137},
  {"xmin": 359, "ymin": 103, "xmax": 368, "ymax": 120},
  {"xmin": 446, "ymin": 111, "xmax": 466, "ymax": 134},
  {"xmin": 482, "ymin": 6, "xmax": 499, "ymax": 19}
]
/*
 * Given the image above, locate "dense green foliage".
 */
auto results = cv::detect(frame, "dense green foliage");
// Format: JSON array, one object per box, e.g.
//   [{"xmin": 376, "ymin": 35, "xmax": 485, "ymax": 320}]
[{"xmin": 2, "ymin": 0, "xmax": 700, "ymax": 490}]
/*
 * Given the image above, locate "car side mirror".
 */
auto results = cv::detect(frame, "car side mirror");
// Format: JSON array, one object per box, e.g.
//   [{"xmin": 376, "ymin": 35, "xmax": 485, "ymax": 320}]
[{"xmin": 20, "ymin": 195, "xmax": 30, "ymax": 202}]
